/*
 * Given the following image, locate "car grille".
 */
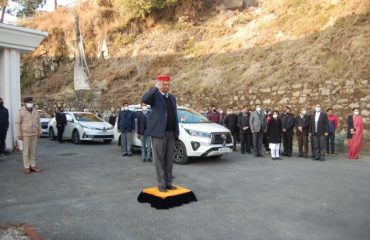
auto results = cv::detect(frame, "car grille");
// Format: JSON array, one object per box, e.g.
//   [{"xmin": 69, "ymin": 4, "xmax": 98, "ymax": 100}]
[
  {"xmin": 41, "ymin": 122, "xmax": 48, "ymax": 129},
  {"xmin": 210, "ymin": 133, "xmax": 232, "ymax": 144},
  {"xmin": 92, "ymin": 135, "xmax": 114, "ymax": 139}
]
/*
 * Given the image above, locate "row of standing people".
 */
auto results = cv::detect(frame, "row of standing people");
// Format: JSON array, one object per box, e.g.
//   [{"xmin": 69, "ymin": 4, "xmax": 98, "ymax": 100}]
[{"xmin": 204, "ymin": 104, "xmax": 364, "ymax": 160}]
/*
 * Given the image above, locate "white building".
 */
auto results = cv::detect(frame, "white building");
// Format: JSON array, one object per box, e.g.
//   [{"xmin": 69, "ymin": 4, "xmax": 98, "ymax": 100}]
[{"xmin": 0, "ymin": 23, "xmax": 47, "ymax": 151}]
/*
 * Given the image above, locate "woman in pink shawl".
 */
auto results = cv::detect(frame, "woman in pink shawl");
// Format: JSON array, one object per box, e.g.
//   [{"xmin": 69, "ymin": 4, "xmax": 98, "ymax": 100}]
[{"xmin": 347, "ymin": 108, "xmax": 364, "ymax": 159}]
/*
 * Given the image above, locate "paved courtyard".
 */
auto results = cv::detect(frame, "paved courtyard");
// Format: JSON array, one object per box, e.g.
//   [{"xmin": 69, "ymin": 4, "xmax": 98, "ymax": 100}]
[{"xmin": 0, "ymin": 139, "xmax": 369, "ymax": 240}]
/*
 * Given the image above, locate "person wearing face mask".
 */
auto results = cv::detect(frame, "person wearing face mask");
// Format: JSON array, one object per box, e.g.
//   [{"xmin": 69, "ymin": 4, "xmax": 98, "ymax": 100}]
[
  {"xmin": 237, "ymin": 106, "xmax": 252, "ymax": 154},
  {"xmin": 15, "ymin": 97, "xmax": 42, "ymax": 174},
  {"xmin": 347, "ymin": 108, "xmax": 364, "ymax": 160},
  {"xmin": 263, "ymin": 109, "xmax": 272, "ymax": 154},
  {"xmin": 55, "ymin": 106, "xmax": 67, "ymax": 143},
  {"xmin": 326, "ymin": 108, "xmax": 339, "ymax": 156},
  {"xmin": 267, "ymin": 111, "xmax": 282, "ymax": 160},
  {"xmin": 295, "ymin": 108, "xmax": 310, "ymax": 158},
  {"xmin": 0, "ymin": 98, "xmax": 9, "ymax": 157},
  {"xmin": 136, "ymin": 103, "xmax": 152, "ymax": 162},
  {"xmin": 249, "ymin": 104, "xmax": 267, "ymax": 157},
  {"xmin": 207, "ymin": 105, "xmax": 220, "ymax": 124},
  {"xmin": 281, "ymin": 107, "xmax": 295, "ymax": 157},
  {"xmin": 141, "ymin": 75, "xmax": 179, "ymax": 192},
  {"xmin": 117, "ymin": 101, "xmax": 135, "ymax": 157},
  {"xmin": 309, "ymin": 104, "xmax": 329, "ymax": 161},
  {"xmin": 224, "ymin": 108, "xmax": 239, "ymax": 151}
]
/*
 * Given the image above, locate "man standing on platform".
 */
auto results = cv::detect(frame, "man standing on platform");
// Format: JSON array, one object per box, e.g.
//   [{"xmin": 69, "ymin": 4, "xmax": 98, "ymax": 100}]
[
  {"xmin": 55, "ymin": 107, "xmax": 67, "ymax": 143},
  {"xmin": 0, "ymin": 98, "xmax": 9, "ymax": 157},
  {"xmin": 142, "ymin": 75, "xmax": 179, "ymax": 192},
  {"xmin": 15, "ymin": 97, "xmax": 42, "ymax": 174}
]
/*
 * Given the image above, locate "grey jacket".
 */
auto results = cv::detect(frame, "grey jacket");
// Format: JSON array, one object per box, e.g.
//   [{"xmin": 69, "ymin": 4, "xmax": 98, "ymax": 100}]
[{"xmin": 249, "ymin": 111, "xmax": 266, "ymax": 133}]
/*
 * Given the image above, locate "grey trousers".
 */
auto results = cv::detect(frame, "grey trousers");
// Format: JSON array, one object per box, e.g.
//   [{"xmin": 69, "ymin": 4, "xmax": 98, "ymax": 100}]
[
  {"xmin": 152, "ymin": 131, "xmax": 175, "ymax": 187},
  {"xmin": 121, "ymin": 132, "xmax": 132, "ymax": 155},
  {"xmin": 312, "ymin": 134, "xmax": 326, "ymax": 159},
  {"xmin": 252, "ymin": 131, "xmax": 263, "ymax": 156}
]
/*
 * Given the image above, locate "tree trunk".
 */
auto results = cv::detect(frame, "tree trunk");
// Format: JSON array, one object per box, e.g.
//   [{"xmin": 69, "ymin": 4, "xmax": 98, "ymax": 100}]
[{"xmin": 0, "ymin": 6, "xmax": 6, "ymax": 23}]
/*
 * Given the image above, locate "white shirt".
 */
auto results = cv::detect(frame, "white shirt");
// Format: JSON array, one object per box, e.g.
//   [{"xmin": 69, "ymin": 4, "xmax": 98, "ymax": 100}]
[{"xmin": 315, "ymin": 112, "xmax": 321, "ymax": 132}]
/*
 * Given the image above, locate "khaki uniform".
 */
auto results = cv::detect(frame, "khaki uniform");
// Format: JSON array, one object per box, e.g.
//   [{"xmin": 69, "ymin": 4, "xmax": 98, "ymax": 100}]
[{"xmin": 15, "ymin": 107, "xmax": 41, "ymax": 168}]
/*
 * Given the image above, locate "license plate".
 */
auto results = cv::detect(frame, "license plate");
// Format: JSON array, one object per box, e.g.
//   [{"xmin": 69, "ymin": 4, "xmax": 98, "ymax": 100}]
[{"xmin": 218, "ymin": 147, "xmax": 232, "ymax": 153}]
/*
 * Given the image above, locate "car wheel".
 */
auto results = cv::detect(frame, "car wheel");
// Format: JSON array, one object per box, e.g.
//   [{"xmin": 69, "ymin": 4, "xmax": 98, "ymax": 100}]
[
  {"xmin": 104, "ymin": 139, "xmax": 112, "ymax": 144},
  {"xmin": 72, "ymin": 130, "xmax": 81, "ymax": 144},
  {"xmin": 49, "ymin": 128, "xmax": 56, "ymax": 140},
  {"xmin": 174, "ymin": 141, "xmax": 188, "ymax": 164}
]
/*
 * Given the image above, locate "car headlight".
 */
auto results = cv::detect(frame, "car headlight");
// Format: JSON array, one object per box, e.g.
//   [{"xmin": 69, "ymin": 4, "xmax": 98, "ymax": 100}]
[{"xmin": 185, "ymin": 129, "xmax": 211, "ymax": 138}]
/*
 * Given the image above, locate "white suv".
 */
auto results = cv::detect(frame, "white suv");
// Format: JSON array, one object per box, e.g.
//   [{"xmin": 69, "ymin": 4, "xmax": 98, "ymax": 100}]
[
  {"xmin": 114, "ymin": 105, "xmax": 233, "ymax": 164},
  {"xmin": 48, "ymin": 112, "xmax": 114, "ymax": 144}
]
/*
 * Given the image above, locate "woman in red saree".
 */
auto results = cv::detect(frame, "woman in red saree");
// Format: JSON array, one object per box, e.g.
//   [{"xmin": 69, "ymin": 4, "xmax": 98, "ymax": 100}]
[{"xmin": 347, "ymin": 108, "xmax": 364, "ymax": 159}]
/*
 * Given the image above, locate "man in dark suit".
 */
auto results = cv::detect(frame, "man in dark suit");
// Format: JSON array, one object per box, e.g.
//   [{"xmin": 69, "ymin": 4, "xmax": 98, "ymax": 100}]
[
  {"xmin": 281, "ymin": 106, "xmax": 295, "ymax": 157},
  {"xmin": 142, "ymin": 75, "xmax": 179, "ymax": 192},
  {"xmin": 224, "ymin": 108, "xmax": 239, "ymax": 151},
  {"xmin": 309, "ymin": 104, "xmax": 329, "ymax": 161},
  {"xmin": 136, "ymin": 103, "xmax": 152, "ymax": 162},
  {"xmin": 55, "ymin": 107, "xmax": 67, "ymax": 143},
  {"xmin": 117, "ymin": 101, "xmax": 135, "ymax": 157},
  {"xmin": 0, "ymin": 98, "xmax": 9, "ymax": 157},
  {"xmin": 237, "ymin": 106, "xmax": 251, "ymax": 154},
  {"xmin": 295, "ymin": 108, "xmax": 310, "ymax": 158}
]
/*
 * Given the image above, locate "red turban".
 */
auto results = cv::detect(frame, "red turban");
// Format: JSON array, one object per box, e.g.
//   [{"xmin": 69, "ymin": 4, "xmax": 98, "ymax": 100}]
[{"xmin": 157, "ymin": 75, "xmax": 171, "ymax": 81}]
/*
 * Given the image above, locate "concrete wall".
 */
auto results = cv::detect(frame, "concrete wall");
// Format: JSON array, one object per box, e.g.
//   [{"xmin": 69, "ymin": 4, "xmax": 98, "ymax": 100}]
[{"xmin": 0, "ymin": 48, "xmax": 21, "ymax": 151}]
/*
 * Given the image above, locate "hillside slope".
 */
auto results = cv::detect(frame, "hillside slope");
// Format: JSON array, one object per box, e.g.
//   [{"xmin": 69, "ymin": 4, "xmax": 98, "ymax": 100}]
[{"xmin": 22, "ymin": 0, "xmax": 369, "ymax": 111}]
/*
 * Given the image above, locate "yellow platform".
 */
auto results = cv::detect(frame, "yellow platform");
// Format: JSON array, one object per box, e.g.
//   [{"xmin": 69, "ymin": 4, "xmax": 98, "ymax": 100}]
[
  {"xmin": 137, "ymin": 185, "xmax": 197, "ymax": 209},
  {"xmin": 142, "ymin": 185, "xmax": 192, "ymax": 199}
]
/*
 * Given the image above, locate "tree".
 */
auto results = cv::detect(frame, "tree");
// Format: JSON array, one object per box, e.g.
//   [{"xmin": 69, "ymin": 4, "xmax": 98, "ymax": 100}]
[{"xmin": 0, "ymin": 0, "xmax": 7, "ymax": 23}]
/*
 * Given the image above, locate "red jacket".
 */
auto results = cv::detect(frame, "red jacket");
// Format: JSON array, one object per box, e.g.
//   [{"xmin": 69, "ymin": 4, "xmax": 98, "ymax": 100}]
[
  {"xmin": 207, "ymin": 111, "xmax": 220, "ymax": 124},
  {"xmin": 327, "ymin": 114, "xmax": 339, "ymax": 133}
]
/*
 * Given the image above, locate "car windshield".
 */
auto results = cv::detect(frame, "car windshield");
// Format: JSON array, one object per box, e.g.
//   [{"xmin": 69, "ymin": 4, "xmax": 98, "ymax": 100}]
[
  {"xmin": 177, "ymin": 109, "xmax": 210, "ymax": 124},
  {"xmin": 74, "ymin": 113, "xmax": 103, "ymax": 122},
  {"xmin": 39, "ymin": 111, "xmax": 51, "ymax": 118}
]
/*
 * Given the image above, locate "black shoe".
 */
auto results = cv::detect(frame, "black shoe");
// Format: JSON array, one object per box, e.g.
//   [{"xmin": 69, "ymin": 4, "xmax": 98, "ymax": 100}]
[
  {"xmin": 147, "ymin": 158, "xmax": 152, "ymax": 162},
  {"xmin": 272, "ymin": 157, "xmax": 277, "ymax": 160},
  {"xmin": 241, "ymin": 151, "xmax": 245, "ymax": 154},
  {"xmin": 315, "ymin": 157, "xmax": 320, "ymax": 161},
  {"xmin": 276, "ymin": 157, "xmax": 282, "ymax": 160},
  {"xmin": 257, "ymin": 154, "xmax": 263, "ymax": 157},
  {"xmin": 158, "ymin": 186, "xmax": 167, "ymax": 192},
  {"xmin": 128, "ymin": 154, "xmax": 132, "ymax": 157},
  {"xmin": 122, "ymin": 153, "xmax": 128, "ymax": 156},
  {"xmin": 142, "ymin": 159, "xmax": 146, "ymax": 162},
  {"xmin": 298, "ymin": 154, "xmax": 303, "ymax": 158},
  {"xmin": 166, "ymin": 185, "xmax": 177, "ymax": 190}
]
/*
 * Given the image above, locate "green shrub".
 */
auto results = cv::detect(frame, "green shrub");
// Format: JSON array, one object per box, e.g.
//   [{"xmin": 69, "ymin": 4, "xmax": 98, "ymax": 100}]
[{"xmin": 113, "ymin": 0, "xmax": 179, "ymax": 24}]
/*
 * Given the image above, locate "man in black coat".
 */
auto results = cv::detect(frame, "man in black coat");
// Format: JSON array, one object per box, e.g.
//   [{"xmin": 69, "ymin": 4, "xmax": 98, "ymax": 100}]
[
  {"xmin": 55, "ymin": 107, "xmax": 67, "ymax": 143},
  {"xmin": 224, "ymin": 108, "xmax": 239, "ymax": 151},
  {"xmin": 309, "ymin": 104, "xmax": 329, "ymax": 161},
  {"xmin": 295, "ymin": 108, "xmax": 310, "ymax": 158},
  {"xmin": 281, "ymin": 107, "xmax": 295, "ymax": 157},
  {"xmin": 237, "ymin": 106, "xmax": 251, "ymax": 154},
  {"xmin": 0, "ymin": 98, "xmax": 9, "ymax": 156}
]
